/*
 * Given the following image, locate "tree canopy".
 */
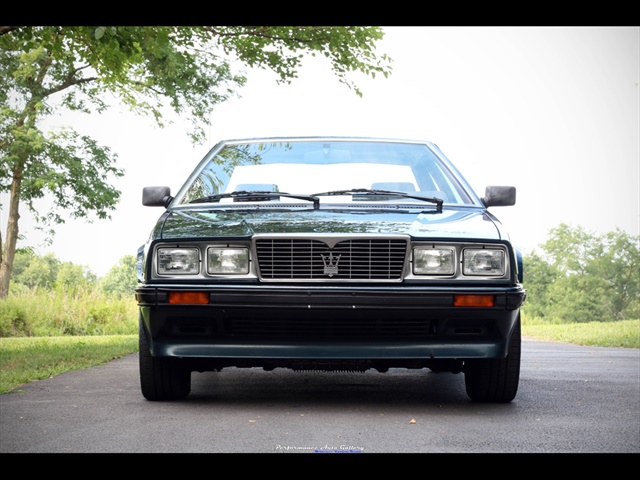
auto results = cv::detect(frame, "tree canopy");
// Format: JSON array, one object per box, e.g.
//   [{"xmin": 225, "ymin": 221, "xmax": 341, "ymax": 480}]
[
  {"xmin": 522, "ymin": 224, "xmax": 639, "ymax": 322},
  {"xmin": 0, "ymin": 26, "xmax": 392, "ymax": 297}
]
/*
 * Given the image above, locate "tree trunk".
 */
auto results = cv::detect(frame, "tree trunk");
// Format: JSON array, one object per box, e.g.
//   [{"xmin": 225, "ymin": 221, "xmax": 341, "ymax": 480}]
[{"xmin": 0, "ymin": 163, "xmax": 23, "ymax": 298}]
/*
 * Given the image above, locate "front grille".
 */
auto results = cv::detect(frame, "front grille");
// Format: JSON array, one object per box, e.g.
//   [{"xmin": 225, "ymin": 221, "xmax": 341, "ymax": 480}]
[
  {"xmin": 165, "ymin": 314, "xmax": 435, "ymax": 340},
  {"xmin": 229, "ymin": 317, "xmax": 434, "ymax": 339},
  {"xmin": 255, "ymin": 238, "xmax": 407, "ymax": 281}
]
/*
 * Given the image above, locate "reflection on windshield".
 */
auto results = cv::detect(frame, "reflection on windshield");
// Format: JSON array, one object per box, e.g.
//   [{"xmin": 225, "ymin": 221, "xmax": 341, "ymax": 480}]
[
  {"xmin": 179, "ymin": 141, "xmax": 473, "ymax": 206},
  {"xmin": 228, "ymin": 163, "xmax": 417, "ymax": 194}
]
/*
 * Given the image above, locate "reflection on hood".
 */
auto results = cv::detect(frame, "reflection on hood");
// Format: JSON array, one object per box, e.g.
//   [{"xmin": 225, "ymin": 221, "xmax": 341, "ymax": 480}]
[{"xmin": 156, "ymin": 208, "xmax": 504, "ymax": 241}]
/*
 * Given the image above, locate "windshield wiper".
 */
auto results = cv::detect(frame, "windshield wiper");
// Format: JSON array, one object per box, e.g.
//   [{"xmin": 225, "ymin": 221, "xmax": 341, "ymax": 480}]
[
  {"xmin": 311, "ymin": 188, "xmax": 443, "ymax": 212},
  {"xmin": 189, "ymin": 191, "xmax": 320, "ymax": 209}
]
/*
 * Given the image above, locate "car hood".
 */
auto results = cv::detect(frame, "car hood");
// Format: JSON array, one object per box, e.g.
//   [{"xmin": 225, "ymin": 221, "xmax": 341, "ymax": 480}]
[{"xmin": 155, "ymin": 207, "xmax": 509, "ymax": 242}]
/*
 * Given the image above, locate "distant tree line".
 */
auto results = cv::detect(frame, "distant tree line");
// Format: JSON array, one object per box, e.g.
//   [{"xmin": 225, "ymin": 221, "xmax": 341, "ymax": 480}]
[
  {"xmin": 9, "ymin": 248, "xmax": 136, "ymax": 298},
  {"xmin": 522, "ymin": 223, "xmax": 639, "ymax": 322}
]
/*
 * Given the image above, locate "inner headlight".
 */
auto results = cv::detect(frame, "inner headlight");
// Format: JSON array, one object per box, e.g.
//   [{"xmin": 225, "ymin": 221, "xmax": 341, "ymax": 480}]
[
  {"xmin": 463, "ymin": 248, "xmax": 505, "ymax": 276},
  {"xmin": 157, "ymin": 247, "xmax": 200, "ymax": 275},
  {"xmin": 413, "ymin": 246, "xmax": 455, "ymax": 275},
  {"xmin": 207, "ymin": 247, "xmax": 249, "ymax": 274}
]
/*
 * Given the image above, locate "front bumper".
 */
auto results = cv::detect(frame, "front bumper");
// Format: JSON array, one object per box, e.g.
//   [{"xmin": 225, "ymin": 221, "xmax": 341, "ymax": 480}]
[{"xmin": 136, "ymin": 284, "xmax": 525, "ymax": 363}]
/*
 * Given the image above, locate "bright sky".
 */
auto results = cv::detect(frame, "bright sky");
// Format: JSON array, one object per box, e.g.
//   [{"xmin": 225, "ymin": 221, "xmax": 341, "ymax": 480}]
[{"xmin": 2, "ymin": 26, "xmax": 639, "ymax": 277}]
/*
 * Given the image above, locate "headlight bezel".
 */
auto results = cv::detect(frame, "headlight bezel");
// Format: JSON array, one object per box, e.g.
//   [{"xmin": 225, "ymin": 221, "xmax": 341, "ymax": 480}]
[
  {"xmin": 412, "ymin": 245, "xmax": 456, "ymax": 276},
  {"xmin": 156, "ymin": 247, "xmax": 201, "ymax": 275},
  {"xmin": 462, "ymin": 247, "xmax": 507, "ymax": 277},
  {"xmin": 207, "ymin": 247, "xmax": 250, "ymax": 275},
  {"xmin": 411, "ymin": 243, "xmax": 510, "ymax": 280},
  {"xmin": 152, "ymin": 242, "xmax": 253, "ymax": 279}
]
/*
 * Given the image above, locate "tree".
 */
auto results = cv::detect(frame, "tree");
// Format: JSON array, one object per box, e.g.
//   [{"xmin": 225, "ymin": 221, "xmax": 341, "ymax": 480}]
[
  {"xmin": 99, "ymin": 255, "xmax": 137, "ymax": 297},
  {"xmin": 0, "ymin": 26, "xmax": 392, "ymax": 297},
  {"xmin": 55, "ymin": 261, "xmax": 96, "ymax": 294},
  {"xmin": 523, "ymin": 223, "xmax": 640, "ymax": 322},
  {"xmin": 12, "ymin": 251, "xmax": 59, "ymax": 290},
  {"xmin": 591, "ymin": 228, "xmax": 640, "ymax": 319},
  {"xmin": 521, "ymin": 249, "xmax": 557, "ymax": 318}
]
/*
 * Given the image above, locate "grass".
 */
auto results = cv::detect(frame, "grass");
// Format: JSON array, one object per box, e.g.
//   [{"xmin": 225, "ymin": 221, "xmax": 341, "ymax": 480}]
[
  {"xmin": 0, "ymin": 287, "xmax": 137, "ymax": 337},
  {"xmin": 0, "ymin": 335, "xmax": 138, "ymax": 394},
  {"xmin": 1, "ymin": 288, "xmax": 139, "ymax": 394},
  {"xmin": 522, "ymin": 318, "xmax": 640, "ymax": 348}
]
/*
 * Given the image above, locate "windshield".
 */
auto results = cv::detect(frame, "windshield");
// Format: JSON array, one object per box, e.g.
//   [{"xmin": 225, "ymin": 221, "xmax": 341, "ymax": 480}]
[{"xmin": 175, "ymin": 139, "xmax": 477, "ymax": 206}]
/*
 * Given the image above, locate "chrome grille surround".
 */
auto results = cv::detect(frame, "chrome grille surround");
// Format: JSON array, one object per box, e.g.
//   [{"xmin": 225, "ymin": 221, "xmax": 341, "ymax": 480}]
[{"xmin": 254, "ymin": 234, "xmax": 410, "ymax": 282}]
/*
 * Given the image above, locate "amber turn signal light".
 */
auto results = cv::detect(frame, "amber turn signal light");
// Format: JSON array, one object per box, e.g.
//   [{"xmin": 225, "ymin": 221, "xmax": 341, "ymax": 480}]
[
  {"xmin": 168, "ymin": 291, "xmax": 210, "ymax": 304},
  {"xmin": 453, "ymin": 294, "xmax": 495, "ymax": 307}
]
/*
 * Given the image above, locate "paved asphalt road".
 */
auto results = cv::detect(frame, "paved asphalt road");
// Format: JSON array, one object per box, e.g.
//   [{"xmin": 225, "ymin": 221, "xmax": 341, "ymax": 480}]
[{"xmin": 1, "ymin": 338, "xmax": 638, "ymax": 454}]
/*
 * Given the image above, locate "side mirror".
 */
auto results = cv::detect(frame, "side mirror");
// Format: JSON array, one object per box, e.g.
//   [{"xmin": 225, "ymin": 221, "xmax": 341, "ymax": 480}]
[
  {"xmin": 482, "ymin": 186, "xmax": 516, "ymax": 207},
  {"xmin": 142, "ymin": 186, "xmax": 173, "ymax": 207}
]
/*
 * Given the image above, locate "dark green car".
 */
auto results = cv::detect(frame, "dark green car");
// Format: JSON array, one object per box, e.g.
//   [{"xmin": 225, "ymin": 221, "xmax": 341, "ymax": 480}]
[{"xmin": 135, "ymin": 137, "xmax": 526, "ymax": 402}]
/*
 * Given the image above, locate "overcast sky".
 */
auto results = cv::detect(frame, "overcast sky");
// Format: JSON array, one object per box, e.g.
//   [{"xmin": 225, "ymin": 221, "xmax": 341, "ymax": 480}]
[{"xmin": 2, "ymin": 26, "xmax": 638, "ymax": 277}]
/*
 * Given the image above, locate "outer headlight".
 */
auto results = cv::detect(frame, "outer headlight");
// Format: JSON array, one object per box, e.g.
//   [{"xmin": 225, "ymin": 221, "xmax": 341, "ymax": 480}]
[
  {"xmin": 463, "ymin": 248, "xmax": 505, "ymax": 276},
  {"xmin": 157, "ymin": 247, "xmax": 200, "ymax": 275},
  {"xmin": 413, "ymin": 246, "xmax": 455, "ymax": 275},
  {"xmin": 207, "ymin": 247, "xmax": 249, "ymax": 274}
]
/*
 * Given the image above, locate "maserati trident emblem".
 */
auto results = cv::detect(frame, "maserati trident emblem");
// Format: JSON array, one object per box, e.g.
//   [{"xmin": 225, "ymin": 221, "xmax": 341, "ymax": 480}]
[{"xmin": 321, "ymin": 253, "xmax": 342, "ymax": 276}]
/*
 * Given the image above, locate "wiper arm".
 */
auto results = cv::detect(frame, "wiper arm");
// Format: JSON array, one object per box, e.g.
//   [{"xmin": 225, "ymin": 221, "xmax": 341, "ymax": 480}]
[
  {"xmin": 189, "ymin": 191, "xmax": 320, "ymax": 209},
  {"xmin": 311, "ymin": 188, "xmax": 443, "ymax": 212}
]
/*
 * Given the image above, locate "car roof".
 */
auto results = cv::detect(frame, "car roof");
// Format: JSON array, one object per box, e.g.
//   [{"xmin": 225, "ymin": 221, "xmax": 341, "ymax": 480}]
[{"xmin": 215, "ymin": 136, "xmax": 436, "ymax": 145}]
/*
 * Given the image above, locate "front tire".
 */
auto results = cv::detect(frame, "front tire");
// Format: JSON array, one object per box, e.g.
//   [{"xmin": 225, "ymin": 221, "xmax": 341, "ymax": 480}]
[
  {"xmin": 139, "ymin": 315, "xmax": 191, "ymax": 401},
  {"xmin": 464, "ymin": 314, "xmax": 521, "ymax": 403}
]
